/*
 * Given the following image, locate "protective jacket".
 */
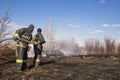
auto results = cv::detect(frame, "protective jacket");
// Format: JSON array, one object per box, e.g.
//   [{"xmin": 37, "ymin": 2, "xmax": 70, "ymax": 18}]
[
  {"xmin": 14, "ymin": 27, "xmax": 33, "ymax": 47},
  {"xmin": 14, "ymin": 27, "xmax": 33, "ymax": 71},
  {"xmin": 33, "ymin": 32, "xmax": 45, "ymax": 50}
]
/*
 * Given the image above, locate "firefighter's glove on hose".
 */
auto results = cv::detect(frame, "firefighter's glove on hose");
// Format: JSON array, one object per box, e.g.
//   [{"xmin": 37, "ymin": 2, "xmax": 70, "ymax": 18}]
[
  {"xmin": 13, "ymin": 33, "xmax": 20, "ymax": 41},
  {"xmin": 39, "ymin": 41, "xmax": 46, "ymax": 44},
  {"xmin": 33, "ymin": 41, "xmax": 38, "ymax": 45},
  {"xmin": 38, "ymin": 41, "xmax": 41, "ymax": 44}
]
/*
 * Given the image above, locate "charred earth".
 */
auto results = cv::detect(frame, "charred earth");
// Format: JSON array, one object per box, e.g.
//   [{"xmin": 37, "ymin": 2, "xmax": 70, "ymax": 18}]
[{"xmin": 0, "ymin": 49, "xmax": 120, "ymax": 80}]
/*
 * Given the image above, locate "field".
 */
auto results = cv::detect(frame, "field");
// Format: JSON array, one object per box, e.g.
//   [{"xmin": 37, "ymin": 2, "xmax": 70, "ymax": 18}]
[{"xmin": 0, "ymin": 49, "xmax": 120, "ymax": 80}]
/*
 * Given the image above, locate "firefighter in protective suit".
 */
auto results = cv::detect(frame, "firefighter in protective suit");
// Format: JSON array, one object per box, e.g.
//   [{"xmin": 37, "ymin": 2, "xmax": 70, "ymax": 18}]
[
  {"xmin": 32, "ymin": 28, "xmax": 46, "ymax": 67},
  {"xmin": 14, "ymin": 24, "xmax": 34, "ymax": 71}
]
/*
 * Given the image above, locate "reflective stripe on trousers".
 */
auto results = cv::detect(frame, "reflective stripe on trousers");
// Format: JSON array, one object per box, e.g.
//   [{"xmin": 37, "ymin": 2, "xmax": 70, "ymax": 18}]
[
  {"xmin": 16, "ymin": 59, "xmax": 27, "ymax": 63},
  {"xmin": 36, "ymin": 58, "xmax": 40, "ymax": 62}
]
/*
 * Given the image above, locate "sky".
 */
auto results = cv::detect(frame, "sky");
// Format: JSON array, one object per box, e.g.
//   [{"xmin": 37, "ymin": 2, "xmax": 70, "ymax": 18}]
[{"xmin": 0, "ymin": 0, "xmax": 120, "ymax": 46}]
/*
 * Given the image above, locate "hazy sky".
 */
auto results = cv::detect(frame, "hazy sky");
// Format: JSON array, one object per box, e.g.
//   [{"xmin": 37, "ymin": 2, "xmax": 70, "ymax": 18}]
[{"xmin": 0, "ymin": 0, "xmax": 120, "ymax": 45}]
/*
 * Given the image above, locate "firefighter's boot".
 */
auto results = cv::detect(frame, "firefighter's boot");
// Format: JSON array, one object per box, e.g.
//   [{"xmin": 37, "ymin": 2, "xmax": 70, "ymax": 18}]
[
  {"xmin": 33, "ymin": 55, "xmax": 41, "ymax": 67},
  {"xmin": 16, "ymin": 63, "xmax": 22, "ymax": 71}
]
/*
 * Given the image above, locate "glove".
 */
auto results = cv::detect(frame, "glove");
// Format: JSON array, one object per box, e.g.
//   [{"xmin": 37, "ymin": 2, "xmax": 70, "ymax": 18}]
[
  {"xmin": 33, "ymin": 41, "xmax": 38, "ymax": 45},
  {"xmin": 38, "ymin": 41, "xmax": 41, "ymax": 44},
  {"xmin": 41, "ymin": 41, "xmax": 46, "ymax": 44}
]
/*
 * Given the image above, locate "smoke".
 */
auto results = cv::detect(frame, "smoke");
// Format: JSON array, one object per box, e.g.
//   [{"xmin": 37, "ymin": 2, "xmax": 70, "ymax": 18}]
[
  {"xmin": 28, "ymin": 19, "xmax": 78, "ymax": 57},
  {"xmin": 43, "ymin": 19, "xmax": 77, "ymax": 56},
  {"xmin": 58, "ymin": 36, "xmax": 75, "ymax": 56}
]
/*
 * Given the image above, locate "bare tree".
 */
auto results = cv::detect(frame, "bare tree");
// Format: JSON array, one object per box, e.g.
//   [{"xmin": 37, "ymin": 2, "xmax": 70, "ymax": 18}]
[
  {"xmin": 85, "ymin": 37, "xmax": 117, "ymax": 55},
  {"xmin": 117, "ymin": 43, "xmax": 120, "ymax": 54},
  {"xmin": 93, "ymin": 39, "xmax": 100, "ymax": 54},
  {"xmin": 0, "ymin": 9, "xmax": 13, "ymax": 51},
  {"xmin": 85, "ymin": 38, "xmax": 105, "ymax": 55},
  {"xmin": 85, "ymin": 38, "xmax": 94, "ymax": 54},
  {"xmin": 0, "ymin": 9, "xmax": 12, "ymax": 40},
  {"xmin": 104, "ymin": 37, "xmax": 116, "ymax": 55}
]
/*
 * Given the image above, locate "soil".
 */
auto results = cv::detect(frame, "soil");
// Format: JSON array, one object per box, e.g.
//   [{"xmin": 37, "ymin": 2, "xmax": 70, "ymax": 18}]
[{"xmin": 0, "ymin": 49, "xmax": 120, "ymax": 80}]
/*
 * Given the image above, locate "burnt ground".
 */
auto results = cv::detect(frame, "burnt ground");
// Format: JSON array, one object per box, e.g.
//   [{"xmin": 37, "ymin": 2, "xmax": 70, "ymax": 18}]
[{"xmin": 0, "ymin": 50, "xmax": 120, "ymax": 80}]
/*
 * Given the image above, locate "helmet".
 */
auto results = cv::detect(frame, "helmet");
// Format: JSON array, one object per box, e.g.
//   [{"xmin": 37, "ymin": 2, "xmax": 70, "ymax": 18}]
[
  {"xmin": 37, "ymin": 28, "xmax": 42, "ymax": 32},
  {"xmin": 28, "ymin": 24, "xmax": 34, "ymax": 33},
  {"xmin": 28, "ymin": 24, "xmax": 34, "ymax": 29}
]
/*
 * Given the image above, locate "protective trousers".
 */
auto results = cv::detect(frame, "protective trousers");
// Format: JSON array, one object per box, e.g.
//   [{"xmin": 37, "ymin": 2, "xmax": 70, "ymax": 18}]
[
  {"xmin": 33, "ymin": 46, "xmax": 42, "ymax": 67},
  {"xmin": 16, "ymin": 42, "xmax": 28, "ymax": 71}
]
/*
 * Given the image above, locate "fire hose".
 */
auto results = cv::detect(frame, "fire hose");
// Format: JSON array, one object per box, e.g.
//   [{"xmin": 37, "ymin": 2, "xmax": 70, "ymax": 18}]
[{"xmin": 0, "ymin": 37, "xmax": 35, "ymax": 44}]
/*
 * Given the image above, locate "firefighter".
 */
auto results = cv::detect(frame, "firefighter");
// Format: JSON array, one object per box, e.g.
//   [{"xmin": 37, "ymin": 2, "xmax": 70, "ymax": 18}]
[
  {"xmin": 32, "ymin": 28, "xmax": 46, "ymax": 67},
  {"xmin": 13, "ymin": 24, "xmax": 34, "ymax": 71}
]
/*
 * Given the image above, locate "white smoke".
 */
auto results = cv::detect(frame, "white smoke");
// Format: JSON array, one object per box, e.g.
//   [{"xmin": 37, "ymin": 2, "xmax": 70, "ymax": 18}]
[{"xmin": 28, "ymin": 19, "xmax": 77, "ymax": 57}]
